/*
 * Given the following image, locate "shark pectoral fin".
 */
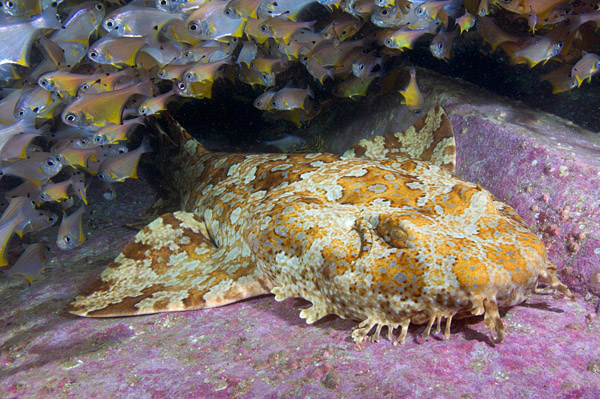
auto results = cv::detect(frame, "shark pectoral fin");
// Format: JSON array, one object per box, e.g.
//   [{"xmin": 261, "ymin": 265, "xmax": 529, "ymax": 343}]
[
  {"xmin": 342, "ymin": 105, "xmax": 456, "ymax": 173},
  {"xmin": 68, "ymin": 211, "xmax": 270, "ymax": 317}
]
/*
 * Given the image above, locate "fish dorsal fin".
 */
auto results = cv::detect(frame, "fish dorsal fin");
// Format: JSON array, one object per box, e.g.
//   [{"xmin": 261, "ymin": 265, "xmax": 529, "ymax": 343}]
[
  {"xmin": 342, "ymin": 105, "xmax": 456, "ymax": 172},
  {"xmin": 68, "ymin": 211, "xmax": 271, "ymax": 317}
]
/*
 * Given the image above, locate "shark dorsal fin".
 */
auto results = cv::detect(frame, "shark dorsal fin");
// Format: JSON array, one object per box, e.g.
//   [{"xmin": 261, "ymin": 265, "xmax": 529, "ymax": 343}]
[{"xmin": 343, "ymin": 105, "xmax": 456, "ymax": 172}]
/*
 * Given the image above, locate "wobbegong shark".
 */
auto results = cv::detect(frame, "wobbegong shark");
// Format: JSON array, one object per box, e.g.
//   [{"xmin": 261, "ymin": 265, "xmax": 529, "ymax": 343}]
[{"xmin": 68, "ymin": 107, "xmax": 573, "ymax": 345}]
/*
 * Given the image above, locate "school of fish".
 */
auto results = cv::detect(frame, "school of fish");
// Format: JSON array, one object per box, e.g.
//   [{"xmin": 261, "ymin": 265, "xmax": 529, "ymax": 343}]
[{"xmin": 0, "ymin": 0, "xmax": 596, "ymax": 285}]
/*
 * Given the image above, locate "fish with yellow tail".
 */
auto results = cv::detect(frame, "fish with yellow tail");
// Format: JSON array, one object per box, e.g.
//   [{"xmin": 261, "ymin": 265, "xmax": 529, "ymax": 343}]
[
  {"xmin": 3, "ymin": 243, "xmax": 51, "ymax": 285},
  {"xmin": 69, "ymin": 107, "xmax": 573, "ymax": 346},
  {"xmin": 57, "ymin": 205, "xmax": 86, "ymax": 251},
  {"xmin": 399, "ymin": 68, "xmax": 424, "ymax": 114},
  {"xmin": 61, "ymin": 80, "xmax": 153, "ymax": 129},
  {"xmin": 97, "ymin": 136, "xmax": 152, "ymax": 183}
]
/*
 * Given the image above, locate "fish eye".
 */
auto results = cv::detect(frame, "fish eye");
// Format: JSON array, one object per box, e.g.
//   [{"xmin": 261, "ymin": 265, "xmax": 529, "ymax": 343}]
[
  {"xmin": 49, "ymin": 215, "xmax": 57, "ymax": 222},
  {"xmin": 64, "ymin": 235, "xmax": 72, "ymax": 243},
  {"xmin": 415, "ymin": 6, "xmax": 426, "ymax": 17},
  {"xmin": 95, "ymin": 3, "xmax": 103, "ymax": 10},
  {"xmin": 556, "ymin": 41, "xmax": 563, "ymax": 49},
  {"xmin": 39, "ymin": 79, "xmax": 48, "ymax": 87},
  {"xmin": 98, "ymin": 173, "xmax": 106, "ymax": 180},
  {"xmin": 140, "ymin": 107, "xmax": 147, "ymax": 115},
  {"xmin": 160, "ymin": 0, "xmax": 167, "ymax": 4},
  {"xmin": 224, "ymin": 8, "xmax": 232, "ymax": 16},
  {"xmin": 40, "ymin": 193, "xmax": 48, "ymax": 200},
  {"xmin": 185, "ymin": 72, "xmax": 194, "ymax": 80},
  {"xmin": 159, "ymin": 71, "xmax": 166, "ymax": 77},
  {"xmin": 260, "ymin": 25, "xmax": 268, "ymax": 32},
  {"xmin": 437, "ymin": 42, "xmax": 443, "ymax": 49},
  {"xmin": 5, "ymin": 1, "xmax": 13, "ymax": 8},
  {"xmin": 81, "ymin": 84, "xmax": 90, "ymax": 91},
  {"xmin": 189, "ymin": 23, "xmax": 199, "ymax": 32},
  {"xmin": 89, "ymin": 50, "xmax": 98, "ymax": 58},
  {"xmin": 65, "ymin": 113, "xmax": 77, "ymax": 122},
  {"xmin": 381, "ymin": 8, "xmax": 388, "ymax": 15},
  {"xmin": 105, "ymin": 19, "xmax": 114, "ymax": 28},
  {"xmin": 385, "ymin": 38, "xmax": 393, "ymax": 46},
  {"xmin": 358, "ymin": 64, "xmax": 364, "ymax": 70},
  {"xmin": 414, "ymin": 109, "xmax": 421, "ymax": 114},
  {"xmin": 178, "ymin": 82, "xmax": 186, "ymax": 90},
  {"xmin": 271, "ymin": 101, "xmax": 277, "ymax": 106},
  {"xmin": 46, "ymin": 159, "xmax": 55, "ymax": 166},
  {"xmin": 17, "ymin": 110, "xmax": 24, "ymax": 116}
]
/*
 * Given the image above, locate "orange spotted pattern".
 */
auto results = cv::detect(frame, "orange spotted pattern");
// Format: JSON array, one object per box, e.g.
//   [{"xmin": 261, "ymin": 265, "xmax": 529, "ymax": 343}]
[{"xmin": 69, "ymin": 109, "xmax": 572, "ymax": 345}]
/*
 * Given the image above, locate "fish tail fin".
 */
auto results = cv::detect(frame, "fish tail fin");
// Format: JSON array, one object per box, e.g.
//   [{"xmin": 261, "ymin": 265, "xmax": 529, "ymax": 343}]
[
  {"xmin": 38, "ymin": 2, "xmax": 63, "ymax": 30},
  {"xmin": 68, "ymin": 211, "xmax": 271, "ymax": 317},
  {"xmin": 134, "ymin": 79, "xmax": 154, "ymax": 98}
]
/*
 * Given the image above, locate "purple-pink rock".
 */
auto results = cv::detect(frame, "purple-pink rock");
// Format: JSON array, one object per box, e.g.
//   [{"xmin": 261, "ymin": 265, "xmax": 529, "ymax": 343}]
[{"xmin": 1, "ymin": 69, "xmax": 600, "ymax": 398}]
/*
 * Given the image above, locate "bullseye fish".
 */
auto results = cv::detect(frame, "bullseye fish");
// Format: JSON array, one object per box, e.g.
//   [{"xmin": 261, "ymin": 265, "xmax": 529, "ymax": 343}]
[
  {"xmin": 97, "ymin": 136, "xmax": 151, "ymax": 182},
  {"xmin": 57, "ymin": 205, "xmax": 86, "ymax": 250},
  {"xmin": 570, "ymin": 52, "xmax": 600, "ymax": 87},
  {"xmin": 399, "ymin": 68, "xmax": 424, "ymax": 114},
  {"xmin": 4, "ymin": 242, "xmax": 51, "ymax": 284},
  {"xmin": 61, "ymin": 80, "xmax": 153, "ymax": 129},
  {"xmin": 263, "ymin": 134, "xmax": 307, "ymax": 152},
  {"xmin": 69, "ymin": 108, "xmax": 573, "ymax": 347},
  {"xmin": 0, "ymin": 152, "xmax": 63, "ymax": 185},
  {"xmin": 0, "ymin": 4, "xmax": 62, "ymax": 66}
]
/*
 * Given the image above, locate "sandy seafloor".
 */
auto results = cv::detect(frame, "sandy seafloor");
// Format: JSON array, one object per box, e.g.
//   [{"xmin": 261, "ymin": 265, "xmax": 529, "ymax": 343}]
[{"xmin": 2, "ymin": 70, "xmax": 600, "ymax": 398}]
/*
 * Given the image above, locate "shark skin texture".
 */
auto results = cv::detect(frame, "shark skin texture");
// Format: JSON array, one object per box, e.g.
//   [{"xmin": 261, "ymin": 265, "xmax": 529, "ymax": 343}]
[{"xmin": 68, "ymin": 106, "xmax": 573, "ymax": 345}]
